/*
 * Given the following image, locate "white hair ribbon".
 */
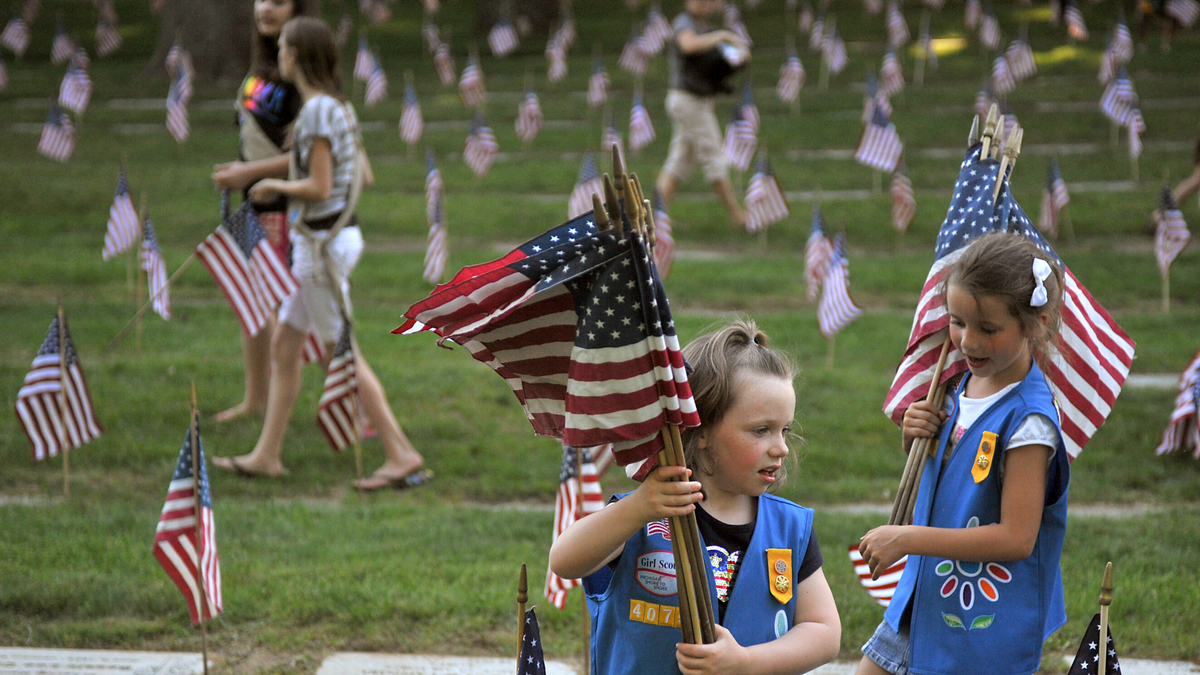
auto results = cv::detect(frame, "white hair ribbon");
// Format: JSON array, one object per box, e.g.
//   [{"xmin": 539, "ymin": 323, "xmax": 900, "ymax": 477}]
[{"xmin": 1030, "ymin": 258, "xmax": 1052, "ymax": 308}]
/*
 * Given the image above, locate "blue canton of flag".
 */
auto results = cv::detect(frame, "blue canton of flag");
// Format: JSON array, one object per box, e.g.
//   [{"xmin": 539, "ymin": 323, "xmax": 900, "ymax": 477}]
[
  {"xmin": 517, "ymin": 607, "xmax": 547, "ymax": 675},
  {"xmin": 1067, "ymin": 612, "xmax": 1121, "ymax": 675}
]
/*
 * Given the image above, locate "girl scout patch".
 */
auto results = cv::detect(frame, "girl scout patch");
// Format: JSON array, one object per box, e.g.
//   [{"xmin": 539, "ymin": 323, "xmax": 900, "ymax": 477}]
[
  {"xmin": 972, "ymin": 431, "xmax": 998, "ymax": 483},
  {"xmin": 766, "ymin": 549, "xmax": 793, "ymax": 604}
]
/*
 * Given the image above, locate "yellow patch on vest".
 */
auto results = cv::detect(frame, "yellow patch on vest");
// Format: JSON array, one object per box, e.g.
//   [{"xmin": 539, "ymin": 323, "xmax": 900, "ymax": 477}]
[
  {"xmin": 766, "ymin": 548, "xmax": 793, "ymax": 604},
  {"xmin": 972, "ymin": 431, "xmax": 998, "ymax": 483}
]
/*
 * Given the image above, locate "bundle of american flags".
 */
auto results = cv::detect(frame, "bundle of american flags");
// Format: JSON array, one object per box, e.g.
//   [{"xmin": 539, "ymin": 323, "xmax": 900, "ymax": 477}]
[
  {"xmin": 979, "ymin": 10, "xmax": 1001, "ymax": 50},
  {"xmin": 628, "ymin": 94, "xmax": 655, "ymax": 152},
  {"xmin": 964, "ymin": 0, "xmax": 982, "ymax": 29},
  {"xmin": 544, "ymin": 29, "xmax": 568, "ymax": 82},
  {"xmin": 95, "ymin": 18, "xmax": 121, "ymax": 57},
  {"xmin": 365, "ymin": 60, "xmax": 387, "ymax": 108},
  {"xmin": 891, "ymin": 160, "xmax": 916, "ymax": 233},
  {"xmin": 1098, "ymin": 22, "xmax": 1133, "ymax": 85},
  {"xmin": 103, "ymin": 170, "xmax": 140, "ymax": 260},
  {"xmin": 1004, "ymin": 39, "xmax": 1036, "ymax": 82},
  {"xmin": 515, "ymin": 89, "xmax": 543, "ymax": 144},
  {"xmin": 821, "ymin": 26, "xmax": 848, "ymax": 75},
  {"xmin": 1155, "ymin": 348, "xmax": 1200, "ymax": 458},
  {"xmin": 487, "ymin": 16, "xmax": 519, "ymax": 57},
  {"xmin": 58, "ymin": 60, "xmax": 92, "ymax": 115},
  {"xmin": 1063, "ymin": 0, "xmax": 1088, "ymax": 40},
  {"xmin": 722, "ymin": 106, "xmax": 757, "ymax": 172},
  {"xmin": 434, "ymin": 40, "xmax": 455, "ymax": 86},
  {"xmin": 849, "ymin": 544, "xmax": 907, "ymax": 606},
  {"xmin": 459, "ymin": 57, "xmax": 486, "ymax": 109},
  {"xmin": 317, "ymin": 322, "xmax": 359, "ymax": 451},
  {"xmin": 154, "ymin": 415, "xmax": 223, "ymax": 624},
  {"xmin": 464, "ymin": 113, "xmax": 498, "ymax": 178},
  {"xmin": 804, "ymin": 207, "xmax": 833, "ymax": 302},
  {"xmin": 354, "ymin": 36, "xmax": 373, "ymax": 82},
  {"xmin": 1164, "ymin": 0, "xmax": 1200, "ymax": 28},
  {"xmin": 196, "ymin": 194, "xmax": 298, "ymax": 338},
  {"xmin": 882, "ymin": 143, "xmax": 1135, "ymax": 461},
  {"xmin": 588, "ymin": 57, "xmax": 609, "ymax": 109},
  {"xmin": 141, "ymin": 219, "xmax": 172, "ymax": 320},
  {"xmin": 568, "ymin": 150, "xmax": 603, "ymax": 219},
  {"xmin": 396, "ymin": 208, "xmax": 700, "ymax": 480},
  {"xmin": 818, "ymin": 234, "xmax": 862, "ymax": 338},
  {"xmin": 424, "ymin": 191, "xmax": 448, "ymax": 285},
  {"xmin": 855, "ymin": 107, "xmax": 903, "ymax": 174},
  {"xmin": 399, "ymin": 82, "xmax": 422, "ymax": 146},
  {"xmin": 886, "ymin": 0, "xmax": 909, "ymax": 48},
  {"xmin": 651, "ymin": 191, "xmax": 675, "ymax": 279},
  {"xmin": 544, "ymin": 444, "xmax": 612, "ymax": 608},
  {"xmin": 618, "ymin": 30, "xmax": 650, "ymax": 76},
  {"xmin": 2, "ymin": 15, "xmax": 30, "ymax": 56},
  {"xmin": 1038, "ymin": 158, "xmax": 1070, "ymax": 239},
  {"xmin": 51, "ymin": 22, "xmax": 74, "ymax": 64},
  {"xmin": 991, "ymin": 53, "xmax": 1015, "ymax": 96},
  {"xmin": 744, "ymin": 154, "xmax": 788, "ymax": 233},
  {"xmin": 1155, "ymin": 187, "xmax": 1191, "ymax": 279},
  {"xmin": 15, "ymin": 313, "xmax": 104, "ymax": 461},
  {"xmin": 776, "ymin": 48, "xmax": 805, "ymax": 104},
  {"xmin": 38, "ymin": 105, "xmax": 75, "ymax": 163},
  {"xmin": 879, "ymin": 51, "xmax": 905, "ymax": 97}
]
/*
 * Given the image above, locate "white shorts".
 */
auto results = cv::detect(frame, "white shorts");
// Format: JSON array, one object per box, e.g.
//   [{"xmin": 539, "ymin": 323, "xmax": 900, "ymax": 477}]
[{"xmin": 278, "ymin": 225, "xmax": 362, "ymax": 345}]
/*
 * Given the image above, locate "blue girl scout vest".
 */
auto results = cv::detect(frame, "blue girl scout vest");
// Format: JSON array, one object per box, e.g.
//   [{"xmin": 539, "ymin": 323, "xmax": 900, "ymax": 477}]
[
  {"xmin": 584, "ymin": 494, "xmax": 814, "ymax": 675},
  {"xmin": 885, "ymin": 363, "xmax": 1070, "ymax": 675}
]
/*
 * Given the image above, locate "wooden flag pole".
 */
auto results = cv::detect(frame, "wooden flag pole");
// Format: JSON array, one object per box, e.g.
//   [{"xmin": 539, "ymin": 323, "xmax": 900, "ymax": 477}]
[
  {"xmin": 189, "ymin": 382, "xmax": 210, "ymax": 675},
  {"xmin": 1162, "ymin": 270, "xmax": 1170, "ymax": 314},
  {"xmin": 516, "ymin": 563, "xmax": 527, "ymax": 652},
  {"xmin": 1098, "ymin": 562, "xmax": 1114, "ymax": 675},
  {"xmin": 826, "ymin": 335, "xmax": 835, "ymax": 370},
  {"xmin": 888, "ymin": 335, "xmax": 950, "ymax": 525},
  {"xmin": 57, "ymin": 304, "xmax": 70, "ymax": 498}
]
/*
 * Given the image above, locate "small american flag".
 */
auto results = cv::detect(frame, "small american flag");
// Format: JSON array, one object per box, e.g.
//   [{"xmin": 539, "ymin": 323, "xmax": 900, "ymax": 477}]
[
  {"xmin": 424, "ymin": 192, "xmax": 448, "ymax": 285},
  {"xmin": 360, "ymin": 0, "xmax": 390, "ymax": 25},
  {"xmin": 51, "ymin": 24, "xmax": 75, "ymax": 64},
  {"xmin": 58, "ymin": 65, "xmax": 93, "ymax": 115},
  {"xmin": 588, "ymin": 58, "xmax": 610, "ymax": 110},
  {"xmin": 38, "ymin": 106, "xmax": 75, "ymax": 163},
  {"xmin": 95, "ymin": 18, "xmax": 121, "ymax": 57},
  {"xmin": 891, "ymin": 161, "xmax": 916, "ymax": 233},
  {"xmin": 651, "ymin": 191, "xmax": 675, "ymax": 279},
  {"xmin": 887, "ymin": 1, "xmax": 910, "ymax": 47},
  {"xmin": 882, "ymin": 144, "xmax": 1135, "ymax": 460},
  {"xmin": 487, "ymin": 17, "xmax": 519, "ymax": 57},
  {"xmin": 103, "ymin": 170, "xmax": 140, "ymax": 260},
  {"xmin": 425, "ymin": 148, "xmax": 443, "ymax": 223},
  {"xmin": 628, "ymin": 94, "xmax": 655, "ymax": 152},
  {"xmin": 1038, "ymin": 158, "xmax": 1070, "ymax": 239},
  {"xmin": 799, "ymin": 4, "xmax": 814, "ymax": 33},
  {"xmin": 165, "ymin": 45, "xmax": 193, "ymax": 104},
  {"xmin": 365, "ymin": 60, "xmax": 387, "ymax": 107},
  {"xmin": 1099, "ymin": 69, "xmax": 1137, "ymax": 127},
  {"xmin": 740, "ymin": 84, "xmax": 759, "ymax": 133},
  {"xmin": 154, "ymin": 415, "xmax": 223, "ymax": 624},
  {"xmin": 1067, "ymin": 613, "xmax": 1122, "ymax": 675},
  {"xmin": 744, "ymin": 154, "xmax": 788, "ymax": 233},
  {"xmin": 964, "ymin": 0, "xmax": 981, "ymax": 29},
  {"xmin": 849, "ymin": 544, "xmax": 908, "ymax": 606},
  {"xmin": 1129, "ymin": 110, "xmax": 1145, "ymax": 159},
  {"xmin": 141, "ymin": 219, "xmax": 172, "ymax": 320},
  {"xmin": 804, "ymin": 207, "xmax": 833, "ymax": 301},
  {"xmin": 864, "ymin": 0, "xmax": 882, "ymax": 15},
  {"xmin": 71, "ymin": 46, "xmax": 89, "ymax": 69},
  {"xmin": 353, "ymin": 35, "xmax": 373, "ymax": 81},
  {"xmin": 515, "ymin": 90, "xmax": 543, "ymax": 144},
  {"xmin": 879, "ymin": 51, "xmax": 905, "ymax": 97},
  {"xmin": 1064, "ymin": 1, "xmax": 1088, "ymax": 40},
  {"xmin": 808, "ymin": 16, "xmax": 824, "ymax": 50},
  {"xmin": 545, "ymin": 36, "xmax": 567, "ymax": 82},
  {"xmin": 15, "ymin": 313, "xmax": 104, "ymax": 461},
  {"xmin": 776, "ymin": 51, "xmax": 805, "ymax": 103},
  {"xmin": 818, "ymin": 235, "xmax": 862, "ymax": 338},
  {"xmin": 601, "ymin": 116, "xmax": 624, "ymax": 159},
  {"xmin": 979, "ymin": 11, "xmax": 1001, "ymax": 50},
  {"xmin": 1005, "ymin": 39, "xmax": 1036, "ymax": 81},
  {"xmin": 2, "ymin": 16, "xmax": 30, "ymax": 56},
  {"xmin": 1110, "ymin": 22, "xmax": 1134, "ymax": 62},
  {"xmin": 399, "ymin": 82, "xmax": 422, "ymax": 146},
  {"xmin": 821, "ymin": 28, "xmax": 848, "ymax": 75},
  {"xmin": 555, "ymin": 17, "xmax": 577, "ymax": 52},
  {"xmin": 617, "ymin": 32, "xmax": 650, "ymax": 76},
  {"xmin": 464, "ymin": 113, "xmax": 498, "ymax": 178},
  {"xmin": 1155, "ymin": 348, "xmax": 1200, "ymax": 457},
  {"xmin": 974, "ymin": 82, "xmax": 995, "ymax": 120},
  {"xmin": 303, "ymin": 333, "xmax": 328, "ymax": 366},
  {"xmin": 517, "ymin": 607, "xmax": 547, "ymax": 675},
  {"xmin": 459, "ymin": 58, "xmax": 486, "ymax": 109},
  {"xmin": 1098, "ymin": 48, "xmax": 1119, "ymax": 86},
  {"xmin": 336, "ymin": 14, "xmax": 353, "ymax": 47},
  {"xmin": 544, "ymin": 444, "xmax": 611, "ymax": 608},
  {"xmin": 855, "ymin": 107, "xmax": 903, "ymax": 174},
  {"xmin": 422, "ymin": 19, "xmax": 440, "ymax": 53},
  {"xmin": 1165, "ymin": 0, "xmax": 1200, "ymax": 27},
  {"xmin": 568, "ymin": 150, "xmax": 603, "ymax": 219},
  {"xmin": 645, "ymin": 5, "xmax": 672, "ymax": 53},
  {"xmin": 723, "ymin": 106, "xmax": 757, "ymax": 172},
  {"xmin": 166, "ymin": 78, "xmax": 189, "ymax": 143},
  {"xmin": 863, "ymin": 74, "xmax": 893, "ymax": 124},
  {"xmin": 1155, "ymin": 187, "xmax": 1191, "ymax": 279},
  {"xmin": 991, "ymin": 55, "xmax": 1015, "ymax": 96},
  {"xmin": 924, "ymin": 0, "xmax": 945, "ymax": 8},
  {"xmin": 434, "ymin": 41, "xmax": 455, "ymax": 86},
  {"xmin": 317, "ymin": 323, "xmax": 359, "ymax": 451}
]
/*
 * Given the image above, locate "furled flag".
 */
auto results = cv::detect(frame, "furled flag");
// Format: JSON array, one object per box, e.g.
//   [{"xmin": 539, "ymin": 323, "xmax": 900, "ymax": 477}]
[
  {"xmin": 141, "ymin": 219, "xmax": 172, "ymax": 320},
  {"xmin": 645, "ymin": 4, "xmax": 673, "ymax": 54},
  {"xmin": 399, "ymin": 81, "xmax": 422, "ymax": 146},
  {"xmin": 459, "ymin": 56, "xmax": 486, "ymax": 108},
  {"xmin": 317, "ymin": 322, "xmax": 359, "ymax": 451},
  {"xmin": 58, "ymin": 62, "xmax": 92, "ymax": 115},
  {"xmin": 740, "ymin": 83, "xmax": 759, "ymax": 133},
  {"xmin": 588, "ymin": 58, "xmax": 609, "ymax": 109},
  {"xmin": 95, "ymin": 18, "xmax": 121, "ymax": 57},
  {"xmin": 849, "ymin": 544, "xmax": 908, "ymax": 606},
  {"xmin": 196, "ymin": 194, "xmax": 298, "ymax": 337},
  {"xmin": 804, "ymin": 207, "xmax": 833, "ymax": 301},
  {"xmin": 979, "ymin": 9, "xmax": 1001, "ymax": 49},
  {"xmin": 776, "ymin": 48, "xmax": 805, "ymax": 103},
  {"xmin": 360, "ymin": 0, "xmax": 390, "ymax": 25},
  {"xmin": 744, "ymin": 154, "xmax": 789, "ymax": 233},
  {"xmin": 38, "ymin": 106, "xmax": 75, "ymax": 163},
  {"xmin": 396, "ymin": 210, "xmax": 701, "ymax": 479},
  {"xmin": 1038, "ymin": 158, "xmax": 1070, "ymax": 239},
  {"xmin": 464, "ymin": 112, "xmax": 498, "ymax": 178},
  {"xmin": 516, "ymin": 89, "xmax": 543, "ymax": 144},
  {"xmin": 1063, "ymin": 1, "xmax": 1088, "ymax": 40},
  {"xmin": 651, "ymin": 191, "xmax": 676, "ymax": 279},
  {"xmin": 856, "ymin": 107, "xmax": 903, "ymax": 173},
  {"xmin": 488, "ymin": 16, "xmax": 519, "ymax": 57},
  {"xmin": 964, "ymin": 0, "xmax": 982, "ymax": 29},
  {"xmin": 103, "ymin": 170, "xmax": 139, "ymax": 260},
  {"xmin": 891, "ymin": 159, "xmax": 916, "ymax": 233},
  {"xmin": 602, "ymin": 113, "xmax": 624, "ymax": 160},
  {"xmin": 818, "ymin": 235, "xmax": 862, "ymax": 337},
  {"xmin": 618, "ymin": 29, "xmax": 650, "ymax": 76},
  {"xmin": 153, "ymin": 415, "xmax": 223, "ymax": 624},
  {"xmin": 52, "ymin": 23, "xmax": 74, "ymax": 64},
  {"xmin": 887, "ymin": 1, "xmax": 910, "ymax": 47},
  {"xmin": 364, "ymin": 58, "xmax": 387, "ymax": 107},
  {"xmin": 1155, "ymin": 348, "xmax": 1200, "ymax": 457},
  {"xmin": 1155, "ymin": 187, "xmax": 1191, "ymax": 279},
  {"xmin": 2, "ymin": 16, "xmax": 30, "ymax": 56},
  {"xmin": 629, "ymin": 94, "xmax": 656, "ymax": 152},
  {"xmin": 545, "ymin": 31, "xmax": 567, "ymax": 82},
  {"xmin": 517, "ymin": 607, "xmax": 547, "ymax": 675},
  {"xmin": 1066, "ymin": 613, "xmax": 1122, "ymax": 675},
  {"xmin": 863, "ymin": 74, "xmax": 893, "ymax": 124},
  {"xmin": 425, "ymin": 148, "xmax": 443, "ymax": 223},
  {"xmin": 15, "ymin": 313, "xmax": 104, "ymax": 461},
  {"xmin": 434, "ymin": 40, "xmax": 455, "ymax": 86},
  {"xmin": 354, "ymin": 35, "xmax": 373, "ymax": 81},
  {"xmin": 336, "ymin": 13, "xmax": 353, "ymax": 47},
  {"xmin": 166, "ymin": 76, "xmax": 189, "ymax": 143},
  {"xmin": 1164, "ymin": 0, "xmax": 1200, "ymax": 28},
  {"xmin": 991, "ymin": 54, "xmax": 1015, "ymax": 96},
  {"xmin": 723, "ymin": 106, "xmax": 757, "ymax": 172},
  {"xmin": 882, "ymin": 143, "xmax": 1135, "ymax": 461},
  {"xmin": 822, "ymin": 27, "xmax": 848, "ymax": 75},
  {"xmin": 544, "ymin": 444, "xmax": 611, "ymax": 608},
  {"xmin": 424, "ymin": 191, "xmax": 448, "ymax": 285},
  {"xmin": 568, "ymin": 150, "xmax": 603, "ymax": 219},
  {"xmin": 880, "ymin": 51, "xmax": 904, "ymax": 97},
  {"xmin": 1099, "ymin": 68, "xmax": 1137, "ymax": 127},
  {"xmin": 1005, "ymin": 39, "xmax": 1036, "ymax": 82}
]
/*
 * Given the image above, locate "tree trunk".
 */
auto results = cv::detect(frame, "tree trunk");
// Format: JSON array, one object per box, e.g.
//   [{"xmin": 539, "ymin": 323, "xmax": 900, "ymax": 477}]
[{"xmin": 148, "ymin": 0, "xmax": 253, "ymax": 82}]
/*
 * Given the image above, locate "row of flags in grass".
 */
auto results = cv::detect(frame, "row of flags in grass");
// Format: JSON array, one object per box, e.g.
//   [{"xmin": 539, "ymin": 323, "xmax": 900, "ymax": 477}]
[
  {"xmin": 2, "ymin": 13, "xmax": 120, "ymax": 60},
  {"xmin": 803, "ymin": 209, "xmax": 863, "ymax": 338}
]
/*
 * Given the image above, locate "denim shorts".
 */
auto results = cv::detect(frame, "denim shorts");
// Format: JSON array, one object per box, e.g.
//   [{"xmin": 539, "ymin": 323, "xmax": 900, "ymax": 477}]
[{"xmin": 862, "ymin": 618, "xmax": 911, "ymax": 675}]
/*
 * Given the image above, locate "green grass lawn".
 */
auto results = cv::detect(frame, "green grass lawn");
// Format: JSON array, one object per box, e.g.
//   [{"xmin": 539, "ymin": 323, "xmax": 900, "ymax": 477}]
[{"xmin": 2, "ymin": 0, "xmax": 1200, "ymax": 671}]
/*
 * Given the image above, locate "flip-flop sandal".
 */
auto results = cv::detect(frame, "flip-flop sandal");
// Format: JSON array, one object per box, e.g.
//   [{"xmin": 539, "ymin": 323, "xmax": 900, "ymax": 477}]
[
  {"xmin": 214, "ymin": 456, "xmax": 288, "ymax": 478},
  {"xmin": 355, "ymin": 468, "xmax": 434, "ymax": 492}
]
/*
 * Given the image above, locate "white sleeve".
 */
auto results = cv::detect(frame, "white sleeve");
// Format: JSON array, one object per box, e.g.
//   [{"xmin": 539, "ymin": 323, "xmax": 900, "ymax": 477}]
[{"xmin": 997, "ymin": 413, "xmax": 1059, "ymax": 482}]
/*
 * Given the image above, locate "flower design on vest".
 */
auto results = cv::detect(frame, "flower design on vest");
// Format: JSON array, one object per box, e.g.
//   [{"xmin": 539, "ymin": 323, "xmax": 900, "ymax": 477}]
[{"xmin": 933, "ymin": 516, "xmax": 1012, "ymax": 630}]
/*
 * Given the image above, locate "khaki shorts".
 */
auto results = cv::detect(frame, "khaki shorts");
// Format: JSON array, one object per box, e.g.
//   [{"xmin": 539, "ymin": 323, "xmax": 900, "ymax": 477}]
[
  {"xmin": 661, "ymin": 89, "xmax": 729, "ymax": 183},
  {"xmin": 279, "ymin": 225, "xmax": 361, "ymax": 345}
]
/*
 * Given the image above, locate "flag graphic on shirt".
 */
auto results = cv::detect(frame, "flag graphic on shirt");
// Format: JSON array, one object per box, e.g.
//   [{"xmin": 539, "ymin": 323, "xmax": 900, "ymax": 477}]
[
  {"xmin": 103, "ymin": 170, "xmax": 140, "ymax": 260},
  {"xmin": 400, "ymin": 82, "xmax": 422, "ymax": 146},
  {"xmin": 588, "ymin": 57, "xmax": 610, "ymax": 109},
  {"xmin": 776, "ymin": 49, "xmax": 805, "ymax": 103},
  {"xmin": 517, "ymin": 607, "xmax": 547, "ymax": 675},
  {"xmin": 882, "ymin": 144, "xmax": 1135, "ymax": 460},
  {"xmin": 568, "ymin": 150, "xmax": 603, "ymax": 220},
  {"xmin": 723, "ymin": 106, "xmax": 757, "ymax": 172},
  {"xmin": 880, "ymin": 51, "xmax": 905, "ymax": 97},
  {"xmin": 397, "ymin": 212, "xmax": 701, "ymax": 478},
  {"xmin": 818, "ymin": 235, "xmax": 862, "ymax": 337},
  {"xmin": 651, "ymin": 191, "xmax": 675, "ymax": 280},
  {"xmin": 51, "ymin": 23, "xmax": 74, "ymax": 64},
  {"xmin": 464, "ymin": 113, "xmax": 498, "ymax": 178},
  {"xmin": 58, "ymin": 63, "xmax": 92, "ymax": 115},
  {"xmin": 849, "ymin": 544, "xmax": 908, "ymax": 606},
  {"xmin": 516, "ymin": 89, "xmax": 543, "ymax": 144},
  {"xmin": 1155, "ymin": 348, "xmax": 1200, "ymax": 458},
  {"xmin": 887, "ymin": 1, "xmax": 910, "ymax": 47},
  {"xmin": 629, "ymin": 94, "xmax": 655, "ymax": 152},
  {"xmin": 744, "ymin": 154, "xmax": 789, "ymax": 233},
  {"xmin": 544, "ymin": 444, "xmax": 612, "ymax": 608},
  {"xmin": 154, "ymin": 415, "xmax": 223, "ymax": 624},
  {"xmin": 38, "ymin": 106, "xmax": 75, "ymax": 163},
  {"xmin": 856, "ymin": 107, "xmax": 903, "ymax": 173},
  {"xmin": 1066, "ymin": 612, "xmax": 1122, "ymax": 675},
  {"xmin": 1, "ymin": 16, "xmax": 30, "ymax": 56},
  {"xmin": 1038, "ymin": 158, "xmax": 1070, "ymax": 239},
  {"xmin": 95, "ymin": 18, "xmax": 121, "ymax": 57},
  {"xmin": 1155, "ymin": 187, "xmax": 1191, "ymax": 279},
  {"xmin": 364, "ymin": 59, "xmax": 387, "ymax": 107},
  {"xmin": 804, "ymin": 207, "xmax": 833, "ymax": 302},
  {"xmin": 141, "ymin": 219, "xmax": 172, "ymax": 320},
  {"xmin": 459, "ymin": 57, "xmax": 486, "ymax": 108},
  {"xmin": 488, "ymin": 16, "xmax": 519, "ymax": 57},
  {"xmin": 892, "ymin": 160, "xmax": 916, "ymax": 233},
  {"xmin": 14, "ymin": 313, "xmax": 104, "ymax": 461},
  {"xmin": 317, "ymin": 322, "xmax": 359, "ymax": 451}
]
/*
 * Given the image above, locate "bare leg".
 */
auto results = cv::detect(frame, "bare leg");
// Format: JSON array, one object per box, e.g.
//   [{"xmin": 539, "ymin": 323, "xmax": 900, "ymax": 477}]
[
  {"xmin": 216, "ymin": 315, "xmax": 275, "ymax": 422},
  {"xmin": 854, "ymin": 656, "xmax": 893, "ymax": 675},
  {"xmin": 351, "ymin": 343, "xmax": 425, "ymax": 490},
  {"xmin": 656, "ymin": 171, "xmax": 680, "ymax": 208},
  {"xmin": 712, "ymin": 177, "xmax": 747, "ymax": 229},
  {"xmin": 1173, "ymin": 166, "xmax": 1200, "ymax": 205}
]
